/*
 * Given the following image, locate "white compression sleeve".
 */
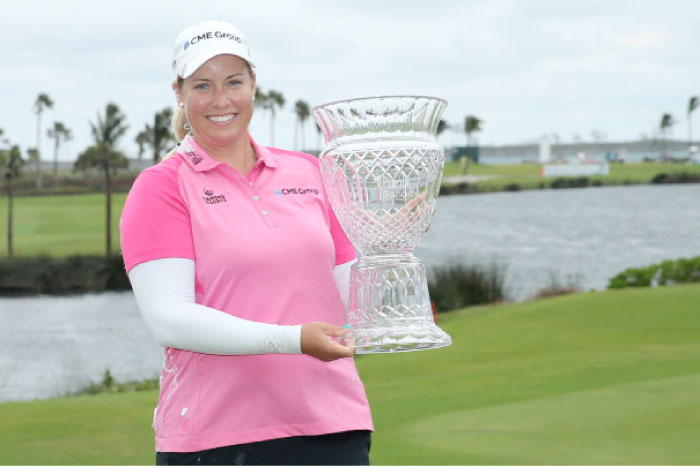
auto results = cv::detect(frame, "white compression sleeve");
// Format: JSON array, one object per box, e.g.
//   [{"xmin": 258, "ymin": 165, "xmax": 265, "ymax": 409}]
[{"xmin": 128, "ymin": 258, "xmax": 302, "ymax": 355}]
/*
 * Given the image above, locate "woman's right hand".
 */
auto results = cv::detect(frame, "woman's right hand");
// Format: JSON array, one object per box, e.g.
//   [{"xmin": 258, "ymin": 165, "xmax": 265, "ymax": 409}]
[{"xmin": 301, "ymin": 322, "xmax": 355, "ymax": 362}]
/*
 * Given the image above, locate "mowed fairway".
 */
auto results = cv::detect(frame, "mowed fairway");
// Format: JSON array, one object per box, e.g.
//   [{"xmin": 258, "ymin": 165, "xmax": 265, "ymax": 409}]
[
  {"xmin": 359, "ymin": 284, "xmax": 700, "ymax": 465},
  {"xmin": 1, "ymin": 285, "xmax": 699, "ymax": 464},
  {"xmin": 2, "ymin": 163, "xmax": 699, "ymax": 256},
  {"xmin": 0, "ymin": 193, "xmax": 126, "ymax": 257},
  {"xmin": 443, "ymin": 161, "xmax": 700, "ymax": 191}
]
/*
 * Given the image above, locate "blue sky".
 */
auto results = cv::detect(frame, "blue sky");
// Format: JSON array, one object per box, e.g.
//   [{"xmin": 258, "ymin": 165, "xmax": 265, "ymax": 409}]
[{"xmin": 2, "ymin": 0, "xmax": 699, "ymax": 161}]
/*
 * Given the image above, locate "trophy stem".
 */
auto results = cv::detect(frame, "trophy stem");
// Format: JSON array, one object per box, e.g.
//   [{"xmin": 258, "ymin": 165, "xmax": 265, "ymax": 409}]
[{"xmin": 347, "ymin": 254, "xmax": 452, "ymax": 354}]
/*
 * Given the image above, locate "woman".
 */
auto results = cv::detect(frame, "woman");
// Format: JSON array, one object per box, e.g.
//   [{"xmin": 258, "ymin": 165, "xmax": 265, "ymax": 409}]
[{"xmin": 120, "ymin": 20, "xmax": 373, "ymax": 465}]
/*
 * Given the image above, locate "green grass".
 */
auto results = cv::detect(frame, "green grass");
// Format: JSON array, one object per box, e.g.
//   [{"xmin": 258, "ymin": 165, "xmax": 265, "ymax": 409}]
[
  {"xmin": 444, "ymin": 161, "xmax": 700, "ymax": 191},
  {"xmin": 0, "ymin": 162, "xmax": 698, "ymax": 258},
  {"xmin": 0, "ymin": 391, "xmax": 156, "ymax": 465},
  {"xmin": 1, "ymin": 284, "xmax": 699, "ymax": 464},
  {"xmin": 361, "ymin": 283, "xmax": 700, "ymax": 464},
  {"xmin": 0, "ymin": 193, "xmax": 126, "ymax": 257}
]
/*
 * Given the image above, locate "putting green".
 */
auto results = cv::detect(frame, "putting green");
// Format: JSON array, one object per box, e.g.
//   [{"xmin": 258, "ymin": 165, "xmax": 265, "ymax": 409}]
[{"xmin": 401, "ymin": 373, "xmax": 700, "ymax": 465}]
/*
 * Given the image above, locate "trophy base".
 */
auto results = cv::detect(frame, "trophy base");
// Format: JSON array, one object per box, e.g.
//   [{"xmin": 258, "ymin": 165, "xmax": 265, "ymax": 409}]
[{"xmin": 347, "ymin": 322, "xmax": 452, "ymax": 354}]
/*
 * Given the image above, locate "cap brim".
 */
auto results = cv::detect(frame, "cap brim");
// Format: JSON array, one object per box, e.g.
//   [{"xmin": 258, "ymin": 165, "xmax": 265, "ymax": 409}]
[{"xmin": 177, "ymin": 45, "xmax": 255, "ymax": 79}]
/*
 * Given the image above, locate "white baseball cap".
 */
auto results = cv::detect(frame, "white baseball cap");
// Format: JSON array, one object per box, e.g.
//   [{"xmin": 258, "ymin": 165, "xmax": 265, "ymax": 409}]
[{"xmin": 171, "ymin": 20, "xmax": 255, "ymax": 80}]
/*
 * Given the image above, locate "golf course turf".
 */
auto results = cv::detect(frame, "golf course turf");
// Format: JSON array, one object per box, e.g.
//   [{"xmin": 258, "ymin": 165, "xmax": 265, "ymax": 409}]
[{"xmin": 1, "ymin": 284, "xmax": 698, "ymax": 464}]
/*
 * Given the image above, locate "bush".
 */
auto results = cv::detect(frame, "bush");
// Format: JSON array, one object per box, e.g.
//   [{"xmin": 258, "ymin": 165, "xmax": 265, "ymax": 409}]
[
  {"xmin": 608, "ymin": 256, "xmax": 700, "ymax": 289},
  {"xmin": 533, "ymin": 271, "xmax": 581, "ymax": 299},
  {"xmin": 0, "ymin": 254, "xmax": 130, "ymax": 296},
  {"xmin": 651, "ymin": 172, "xmax": 700, "ymax": 184},
  {"xmin": 81, "ymin": 369, "xmax": 159, "ymax": 395},
  {"xmin": 550, "ymin": 177, "xmax": 590, "ymax": 189},
  {"xmin": 428, "ymin": 261, "xmax": 507, "ymax": 312}
]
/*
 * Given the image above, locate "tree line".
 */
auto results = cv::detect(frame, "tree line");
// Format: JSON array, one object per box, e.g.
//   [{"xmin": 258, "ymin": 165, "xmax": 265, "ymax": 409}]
[
  {"xmin": 658, "ymin": 97, "xmax": 699, "ymax": 156},
  {"xmin": 0, "ymin": 90, "xmax": 361, "ymax": 258},
  {"xmin": 0, "ymin": 88, "xmax": 500, "ymax": 260}
]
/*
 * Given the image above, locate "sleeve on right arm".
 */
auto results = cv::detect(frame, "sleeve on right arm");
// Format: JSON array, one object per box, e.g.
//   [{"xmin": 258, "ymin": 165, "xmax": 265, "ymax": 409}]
[
  {"xmin": 128, "ymin": 258, "xmax": 302, "ymax": 355},
  {"xmin": 119, "ymin": 169, "xmax": 195, "ymax": 273}
]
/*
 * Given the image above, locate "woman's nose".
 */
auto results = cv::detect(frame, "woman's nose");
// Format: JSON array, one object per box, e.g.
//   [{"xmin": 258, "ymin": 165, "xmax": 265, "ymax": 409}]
[{"xmin": 211, "ymin": 87, "xmax": 229, "ymax": 107}]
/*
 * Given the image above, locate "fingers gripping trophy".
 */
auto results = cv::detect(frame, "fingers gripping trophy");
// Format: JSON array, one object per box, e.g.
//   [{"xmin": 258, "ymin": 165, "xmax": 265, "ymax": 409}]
[{"xmin": 312, "ymin": 96, "xmax": 453, "ymax": 353}]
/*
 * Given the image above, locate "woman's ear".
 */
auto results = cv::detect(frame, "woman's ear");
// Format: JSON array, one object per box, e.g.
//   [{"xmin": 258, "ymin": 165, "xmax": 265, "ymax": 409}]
[{"xmin": 172, "ymin": 81, "xmax": 183, "ymax": 105}]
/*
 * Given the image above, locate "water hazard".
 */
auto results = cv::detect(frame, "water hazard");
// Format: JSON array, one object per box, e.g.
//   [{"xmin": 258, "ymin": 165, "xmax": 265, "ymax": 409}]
[{"xmin": 1, "ymin": 184, "xmax": 699, "ymax": 402}]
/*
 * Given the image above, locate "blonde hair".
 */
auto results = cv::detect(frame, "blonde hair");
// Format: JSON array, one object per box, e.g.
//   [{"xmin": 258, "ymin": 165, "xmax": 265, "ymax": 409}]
[{"xmin": 162, "ymin": 63, "xmax": 255, "ymax": 161}]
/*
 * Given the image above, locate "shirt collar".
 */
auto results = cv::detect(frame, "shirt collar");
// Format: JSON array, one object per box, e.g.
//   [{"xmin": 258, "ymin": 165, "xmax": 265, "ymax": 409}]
[
  {"xmin": 177, "ymin": 134, "xmax": 277, "ymax": 172},
  {"xmin": 250, "ymin": 136, "xmax": 277, "ymax": 169}
]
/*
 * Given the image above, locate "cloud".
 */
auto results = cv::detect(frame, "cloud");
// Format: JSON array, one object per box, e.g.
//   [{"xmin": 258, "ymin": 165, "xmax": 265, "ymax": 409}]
[{"xmin": 2, "ymin": 0, "xmax": 700, "ymax": 159}]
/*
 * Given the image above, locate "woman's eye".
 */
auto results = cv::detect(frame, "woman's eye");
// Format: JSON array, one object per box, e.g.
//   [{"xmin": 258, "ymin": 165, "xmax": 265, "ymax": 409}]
[
  {"xmin": 228, "ymin": 79, "xmax": 242, "ymax": 86},
  {"xmin": 194, "ymin": 83, "xmax": 209, "ymax": 90}
]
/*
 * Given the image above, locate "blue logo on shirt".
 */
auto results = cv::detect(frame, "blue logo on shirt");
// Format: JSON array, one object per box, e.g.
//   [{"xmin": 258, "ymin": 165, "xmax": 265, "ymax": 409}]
[{"xmin": 276, "ymin": 187, "xmax": 320, "ymax": 196}]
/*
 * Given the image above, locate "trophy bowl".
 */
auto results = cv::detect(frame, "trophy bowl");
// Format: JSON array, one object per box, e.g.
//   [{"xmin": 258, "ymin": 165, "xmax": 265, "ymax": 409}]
[{"xmin": 312, "ymin": 96, "xmax": 452, "ymax": 353}]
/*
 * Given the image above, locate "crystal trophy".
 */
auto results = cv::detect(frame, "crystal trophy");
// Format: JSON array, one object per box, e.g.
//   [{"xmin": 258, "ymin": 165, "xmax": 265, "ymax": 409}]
[{"xmin": 312, "ymin": 96, "xmax": 452, "ymax": 353}]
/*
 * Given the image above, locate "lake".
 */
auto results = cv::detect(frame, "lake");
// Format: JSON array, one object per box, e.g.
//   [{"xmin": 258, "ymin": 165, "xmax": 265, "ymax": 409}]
[{"xmin": 1, "ymin": 184, "xmax": 699, "ymax": 402}]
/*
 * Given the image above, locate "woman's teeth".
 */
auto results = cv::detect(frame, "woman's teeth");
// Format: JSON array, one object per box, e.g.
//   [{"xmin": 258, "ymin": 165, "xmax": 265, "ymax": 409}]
[{"xmin": 208, "ymin": 114, "xmax": 234, "ymax": 122}]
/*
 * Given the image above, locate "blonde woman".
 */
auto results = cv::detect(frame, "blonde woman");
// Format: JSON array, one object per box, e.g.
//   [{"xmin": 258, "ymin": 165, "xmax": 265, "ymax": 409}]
[{"xmin": 120, "ymin": 20, "xmax": 373, "ymax": 465}]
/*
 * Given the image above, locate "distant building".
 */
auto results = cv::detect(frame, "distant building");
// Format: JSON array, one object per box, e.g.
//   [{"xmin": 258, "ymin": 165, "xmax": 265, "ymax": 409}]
[
  {"xmin": 539, "ymin": 136, "xmax": 551, "ymax": 163},
  {"xmin": 448, "ymin": 146, "xmax": 479, "ymax": 163}
]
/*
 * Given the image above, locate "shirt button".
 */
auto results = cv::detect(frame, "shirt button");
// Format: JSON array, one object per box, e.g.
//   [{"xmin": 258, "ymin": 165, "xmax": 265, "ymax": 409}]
[
  {"xmin": 253, "ymin": 195, "xmax": 259, "ymax": 200},
  {"xmin": 262, "ymin": 210, "xmax": 269, "ymax": 216}
]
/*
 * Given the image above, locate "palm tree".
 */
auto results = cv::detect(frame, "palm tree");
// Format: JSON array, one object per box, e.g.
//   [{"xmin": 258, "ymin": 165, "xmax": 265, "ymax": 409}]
[
  {"xmin": 315, "ymin": 122, "xmax": 323, "ymax": 151},
  {"xmin": 144, "ymin": 107, "xmax": 175, "ymax": 164},
  {"xmin": 294, "ymin": 100, "xmax": 310, "ymax": 151},
  {"xmin": 33, "ymin": 93, "xmax": 54, "ymax": 189},
  {"xmin": 660, "ymin": 113, "xmax": 676, "ymax": 158},
  {"xmin": 75, "ymin": 102, "xmax": 129, "ymax": 256},
  {"xmin": 47, "ymin": 122, "xmax": 72, "ymax": 189},
  {"xmin": 688, "ymin": 96, "xmax": 698, "ymax": 149},
  {"xmin": 265, "ymin": 90, "xmax": 285, "ymax": 147},
  {"xmin": 254, "ymin": 88, "xmax": 268, "ymax": 108},
  {"xmin": 254, "ymin": 88, "xmax": 268, "ymax": 140},
  {"xmin": 135, "ymin": 130, "xmax": 149, "ymax": 161},
  {"xmin": 464, "ymin": 115, "xmax": 482, "ymax": 147},
  {"xmin": 0, "ymin": 144, "xmax": 24, "ymax": 257},
  {"xmin": 437, "ymin": 119, "xmax": 449, "ymax": 137},
  {"xmin": 26, "ymin": 148, "xmax": 39, "ymax": 175}
]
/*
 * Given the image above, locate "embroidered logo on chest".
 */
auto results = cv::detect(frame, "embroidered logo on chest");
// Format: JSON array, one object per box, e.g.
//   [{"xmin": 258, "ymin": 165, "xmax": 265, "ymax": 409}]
[
  {"xmin": 273, "ymin": 187, "xmax": 320, "ymax": 196},
  {"xmin": 201, "ymin": 188, "xmax": 228, "ymax": 204}
]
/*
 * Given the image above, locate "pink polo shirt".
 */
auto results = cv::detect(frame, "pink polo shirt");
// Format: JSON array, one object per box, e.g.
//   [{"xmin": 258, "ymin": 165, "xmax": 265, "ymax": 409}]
[{"xmin": 119, "ymin": 134, "xmax": 373, "ymax": 452}]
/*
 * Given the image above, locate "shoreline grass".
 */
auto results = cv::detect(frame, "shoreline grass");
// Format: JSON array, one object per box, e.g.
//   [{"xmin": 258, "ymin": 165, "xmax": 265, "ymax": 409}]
[
  {"xmin": 441, "ymin": 160, "xmax": 700, "ymax": 193},
  {"xmin": 1, "ymin": 163, "xmax": 698, "ymax": 258},
  {"xmin": 0, "ymin": 193, "xmax": 126, "ymax": 257}
]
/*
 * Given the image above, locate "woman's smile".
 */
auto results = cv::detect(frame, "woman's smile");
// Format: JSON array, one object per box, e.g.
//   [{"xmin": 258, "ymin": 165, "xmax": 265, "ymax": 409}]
[{"xmin": 207, "ymin": 113, "xmax": 236, "ymax": 125}]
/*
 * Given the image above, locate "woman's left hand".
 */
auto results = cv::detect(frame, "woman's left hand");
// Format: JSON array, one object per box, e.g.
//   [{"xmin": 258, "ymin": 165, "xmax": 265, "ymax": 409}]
[{"xmin": 300, "ymin": 322, "xmax": 355, "ymax": 362}]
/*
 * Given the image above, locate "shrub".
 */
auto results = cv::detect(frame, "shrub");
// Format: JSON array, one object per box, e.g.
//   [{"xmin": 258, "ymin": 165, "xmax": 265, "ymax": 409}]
[
  {"xmin": 0, "ymin": 254, "xmax": 130, "ymax": 296},
  {"xmin": 550, "ymin": 177, "xmax": 589, "ymax": 189},
  {"xmin": 428, "ymin": 261, "xmax": 507, "ymax": 312},
  {"xmin": 608, "ymin": 256, "xmax": 700, "ymax": 289},
  {"xmin": 533, "ymin": 271, "xmax": 582, "ymax": 299},
  {"xmin": 81, "ymin": 369, "xmax": 159, "ymax": 395},
  {"xmin": 651, "ymin": 172, "xmax": 700, "ymax": 184}
]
